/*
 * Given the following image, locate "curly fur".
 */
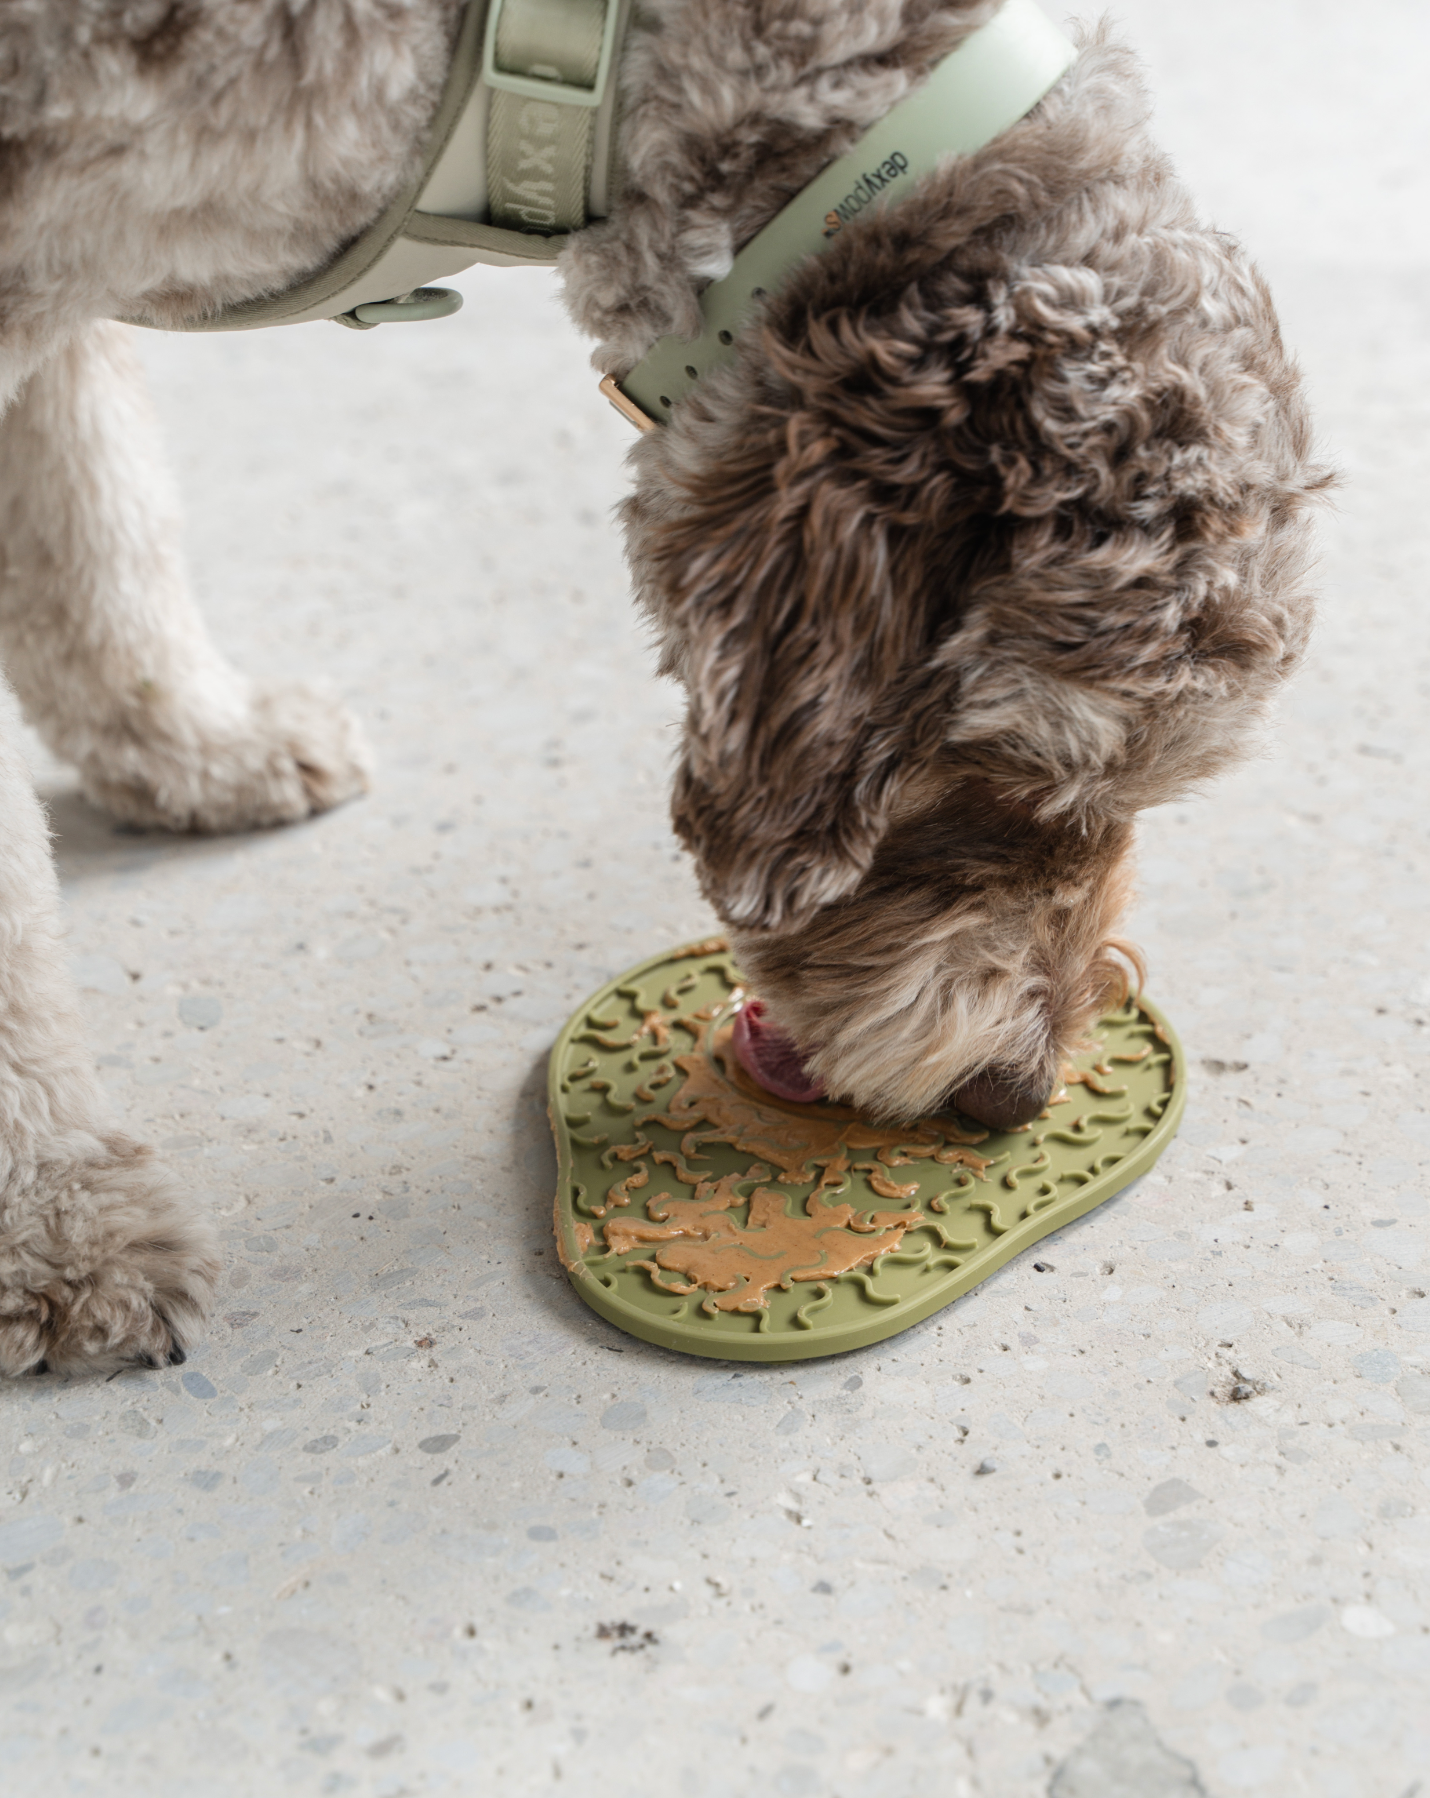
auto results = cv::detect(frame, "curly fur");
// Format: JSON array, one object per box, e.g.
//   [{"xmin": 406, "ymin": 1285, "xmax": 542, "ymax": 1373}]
[
  {"xmin": 0, "ymin": 677, "xmax": 219, "ymax": 1375},
  {"xmin": 0, "ymin": 1, "xmax": 444, "ymax": 1373},
  {"xmin": 0, "ymin": 321, "xmax": 372, "ymax": 832},
  {"xmin": 610, "ymin": 15, "xmax": 1330, "ymax": 1117},
  {"xmin": 565, "ymin": 0, "xmax": 1001, "ymax": 371},
  {"xmin": 0, "ymin": 1, "xmax": 460, "ymax": 390},
  {"xmin": 0, "ymin": 0, "xmax": 1328, "ymax": 1372}
]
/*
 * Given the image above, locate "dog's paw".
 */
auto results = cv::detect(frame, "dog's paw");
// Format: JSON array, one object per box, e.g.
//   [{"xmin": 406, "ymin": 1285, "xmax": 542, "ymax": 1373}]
[
  {"xmin": 0, "ymin": 1136, "xmax": 220, "ymax": 1377},
  {"xmin": 78, "ymin": 683, "xmax": 371, "ymax": 834}
]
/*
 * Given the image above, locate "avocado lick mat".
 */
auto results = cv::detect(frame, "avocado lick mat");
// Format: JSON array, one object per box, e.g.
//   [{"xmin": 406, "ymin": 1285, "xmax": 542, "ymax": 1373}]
[{"xmin": 550, "ymin": 942, "xmax": 1185, "ymax": 1361}]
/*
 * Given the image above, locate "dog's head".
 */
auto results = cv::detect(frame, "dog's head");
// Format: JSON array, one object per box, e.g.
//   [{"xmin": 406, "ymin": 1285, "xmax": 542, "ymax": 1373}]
[
  {"xmin": 624, "ymin": 357, "xmax": 1150, "ymax": 1125},
  {"xmin": 615, "ymin": 45, "xmax": 1323, "ymax": 1125},
  {"xmin": 724, "ymin": 779, "xmax": 1142, "ymax": 1126}
]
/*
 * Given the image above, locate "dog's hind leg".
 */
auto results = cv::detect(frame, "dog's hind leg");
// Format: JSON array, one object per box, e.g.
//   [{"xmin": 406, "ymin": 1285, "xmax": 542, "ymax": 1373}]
[
  {"xmin": 0, "ymin": 320, "xmax": 371, "ymax": 833},
  {"xmin": 0, "ymin": 672, "xmax": 219, "ymax": 1374}
]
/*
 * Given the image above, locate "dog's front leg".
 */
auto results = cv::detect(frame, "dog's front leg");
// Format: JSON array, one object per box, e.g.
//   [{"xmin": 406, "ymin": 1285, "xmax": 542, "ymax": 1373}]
[
  {"xmin": 0, "ymin": 675, "xmax": 218, "ymax": 1373},
  {"xmin": 0, "ymin": 320, "xmax": 370, "ymax": 833}
]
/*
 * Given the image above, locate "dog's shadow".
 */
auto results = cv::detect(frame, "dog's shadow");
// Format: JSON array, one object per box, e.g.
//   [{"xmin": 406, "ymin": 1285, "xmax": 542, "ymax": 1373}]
[{"xmin": 41, "ymin": 781, "xmax": 321, "ymax": 888}]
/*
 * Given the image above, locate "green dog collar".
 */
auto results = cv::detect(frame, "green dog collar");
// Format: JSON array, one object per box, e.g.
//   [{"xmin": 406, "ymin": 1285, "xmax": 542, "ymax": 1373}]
[{"xmin": 604, "ymin": 0, "xmax": 1075, "ymax": 429}]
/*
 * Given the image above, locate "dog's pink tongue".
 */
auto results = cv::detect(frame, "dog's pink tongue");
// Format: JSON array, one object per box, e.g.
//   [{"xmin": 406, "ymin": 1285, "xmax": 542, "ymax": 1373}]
[{"xmin": 732, "ymin": 1000, "xmax": 826, "ymax": 1103}]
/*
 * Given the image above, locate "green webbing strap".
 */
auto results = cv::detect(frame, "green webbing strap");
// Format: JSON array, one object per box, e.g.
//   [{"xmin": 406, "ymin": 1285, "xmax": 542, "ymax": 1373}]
[
  {"xmin": 613, "ymin": 0, "xmax": 1076, "ymax": 426},
  {"xmin": 486, "ymin": 0, "xmax": 610, "ymax": 232}
]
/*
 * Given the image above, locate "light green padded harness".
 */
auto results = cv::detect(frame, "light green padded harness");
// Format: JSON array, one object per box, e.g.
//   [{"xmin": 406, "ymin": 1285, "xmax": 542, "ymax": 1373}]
[
  {"xmin": 142, "ymin": 0, "xmax": 635, "ymax": 331},
  {"xmin": 141, "ymin": 0, "xmax": 1075, "ymax": 407}
]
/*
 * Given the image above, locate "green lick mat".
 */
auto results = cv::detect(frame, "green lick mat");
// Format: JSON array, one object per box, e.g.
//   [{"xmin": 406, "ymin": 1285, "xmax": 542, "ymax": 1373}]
[{"xmin": 550, "ymin": 942, "xmax": 1185, "ymax": 1361}]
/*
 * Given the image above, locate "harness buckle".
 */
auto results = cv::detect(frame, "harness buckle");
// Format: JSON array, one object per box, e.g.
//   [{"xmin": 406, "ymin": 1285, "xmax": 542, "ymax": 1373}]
[{"xmin": 482, "ymin": 0, "xmax": 619, "ymax": 109}]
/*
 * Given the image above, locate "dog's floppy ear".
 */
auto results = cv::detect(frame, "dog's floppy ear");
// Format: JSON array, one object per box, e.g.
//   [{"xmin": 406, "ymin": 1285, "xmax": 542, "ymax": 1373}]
[{"xmin": 624, "ymin": 398, "xmax": 946, "ymax": 934}]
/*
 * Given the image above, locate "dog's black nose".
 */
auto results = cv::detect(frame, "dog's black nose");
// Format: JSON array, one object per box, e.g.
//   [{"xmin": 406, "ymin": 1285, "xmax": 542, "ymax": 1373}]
[{"xmin": 950, "ymin": 1066, "xmax": 1053, "ymax": 1131}]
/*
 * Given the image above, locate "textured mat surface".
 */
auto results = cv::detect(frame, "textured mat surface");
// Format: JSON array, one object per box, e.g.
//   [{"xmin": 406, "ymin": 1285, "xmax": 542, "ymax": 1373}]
[{"xmin": 553, "ymin": 943, "xmax": 1185, "ymax": 1359}]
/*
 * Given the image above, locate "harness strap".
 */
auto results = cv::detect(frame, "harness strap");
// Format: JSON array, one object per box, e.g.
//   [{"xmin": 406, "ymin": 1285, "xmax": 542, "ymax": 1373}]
[{"xmin": 487, "ymin": 0, "xmax": 610, "ymax": 232}]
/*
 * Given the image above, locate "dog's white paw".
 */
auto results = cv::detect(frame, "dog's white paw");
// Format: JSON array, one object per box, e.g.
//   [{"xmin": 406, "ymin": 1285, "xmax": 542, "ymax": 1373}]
[
  {"xmin": 0, "ymin": 1135, "xmax": 220, "ymax": 1377},
  {"xmin": 78, "ymin": 683, "xmax": 371, "ymax": 834}
]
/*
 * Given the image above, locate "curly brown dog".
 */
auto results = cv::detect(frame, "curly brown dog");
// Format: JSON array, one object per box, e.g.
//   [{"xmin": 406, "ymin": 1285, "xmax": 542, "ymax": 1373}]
[{"xmin": 0, "ymin": 0, "xmax": 1326, "ymax": 1372}]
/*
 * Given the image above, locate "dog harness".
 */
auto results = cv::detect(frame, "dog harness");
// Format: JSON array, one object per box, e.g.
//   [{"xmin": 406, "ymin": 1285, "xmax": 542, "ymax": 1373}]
[
  {"xmin": 147, "ymin": 0, "xmax": 1074, "ymax": 427},
  {"xmin": 148, "ymin": 0, "xmax": 634, "ymax": 332}
]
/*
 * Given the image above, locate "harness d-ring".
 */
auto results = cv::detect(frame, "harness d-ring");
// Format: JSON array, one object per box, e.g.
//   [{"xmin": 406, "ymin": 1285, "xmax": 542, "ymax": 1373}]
[{"xmin": 346, "ymin": 286, "xmax": 464, "ymax": 327}]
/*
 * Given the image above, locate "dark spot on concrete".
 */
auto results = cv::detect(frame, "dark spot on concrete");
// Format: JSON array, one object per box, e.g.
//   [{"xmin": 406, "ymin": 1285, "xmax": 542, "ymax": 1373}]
[
  {"xmin": 1218, "ymin": 1368, "xmax": 1269, "ymax": 1403},
  {"xmin": 596, "ymin": 1621, "xmax": 657, "ymax": 1655},
  {"xmin": 178, "ymin": 994, "xmax": 222, "ymax": 1030}
]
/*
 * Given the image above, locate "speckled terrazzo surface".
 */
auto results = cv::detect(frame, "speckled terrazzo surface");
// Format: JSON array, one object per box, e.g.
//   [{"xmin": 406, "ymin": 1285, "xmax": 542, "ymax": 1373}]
[{"xmin": 3, "ymin": 4, "xmax": 1429, "ymax": 1794}]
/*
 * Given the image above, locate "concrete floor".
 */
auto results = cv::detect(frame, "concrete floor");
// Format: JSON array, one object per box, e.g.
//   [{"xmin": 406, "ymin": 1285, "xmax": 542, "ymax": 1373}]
[{"xmin": 2, "ymin": 4, "xmax": 1428, "ymax": 1794}]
